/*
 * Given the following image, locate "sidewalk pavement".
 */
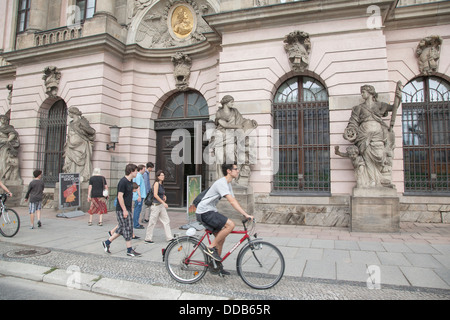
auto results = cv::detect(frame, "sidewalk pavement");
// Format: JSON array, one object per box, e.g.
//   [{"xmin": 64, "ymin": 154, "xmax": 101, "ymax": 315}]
[{"xmin": 1, "ymin": 206, "xmax": 450, "ymax": 299}]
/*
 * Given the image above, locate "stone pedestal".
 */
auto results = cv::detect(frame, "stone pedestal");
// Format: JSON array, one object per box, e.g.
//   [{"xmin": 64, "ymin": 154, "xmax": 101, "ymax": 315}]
[
  {"xmin": 216, "ymin": 184, "xmax": 254, "ymax": 224},
  {"xmin": 351, "ymin": 187, "xmax": 399, "ymax": 233},
  {"xmin": 6, "ymin": 184, "xmax": 25, "ymax": 207}
]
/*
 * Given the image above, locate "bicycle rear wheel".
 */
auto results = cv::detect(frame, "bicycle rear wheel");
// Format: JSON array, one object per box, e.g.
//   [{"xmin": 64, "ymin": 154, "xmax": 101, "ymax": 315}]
[
  {"xmin": 236, "ymin": 240, "xmax": 285, "ymax": 290},
  {"xmin": 164, "ymin": 236, "xmax": 209, "ymax": 284},
  {"xmin": 0, "ymin": 208, "xmax": 20, "ymax": 237}
]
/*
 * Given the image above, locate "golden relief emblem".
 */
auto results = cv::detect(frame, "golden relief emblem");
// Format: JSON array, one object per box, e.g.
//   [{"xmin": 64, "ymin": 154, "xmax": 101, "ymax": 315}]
[{"xmin": 171, "ymin": 5, "xmax": 194, "ymax": 39}]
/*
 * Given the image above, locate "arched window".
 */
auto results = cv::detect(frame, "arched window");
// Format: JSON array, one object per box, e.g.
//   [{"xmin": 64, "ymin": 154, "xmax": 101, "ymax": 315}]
[
  {"xmin": 160, "ymin": 91, "xmax": 209, "ymax": 119},
  {"xmin": 37, "ymin": 100, "xmax": 68, "ymax": 187},
  {"xmin": 273, "ymin": 76, "xmax": 330, "ymax": 194},
  {"xmin": 402, "ymin": 76, "xmax": 450, "ymax": 193}
]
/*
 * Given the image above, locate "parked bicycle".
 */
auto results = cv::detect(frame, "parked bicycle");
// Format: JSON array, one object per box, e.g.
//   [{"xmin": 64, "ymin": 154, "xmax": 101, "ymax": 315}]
[
  {"xmin": 0, "ymin": 193, "xmax": 20, "ymax": 237},
  {"xmin": 163, "ymin": 218, "xmax": 285, "ymax": 290}
]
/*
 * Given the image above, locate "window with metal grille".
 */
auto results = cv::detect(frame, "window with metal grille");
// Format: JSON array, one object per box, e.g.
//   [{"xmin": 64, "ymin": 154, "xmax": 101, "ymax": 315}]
[
  {"xmin": 36, "ymin": 100, "xmax": 68, "ymax": 187},
  {"xmin": 402, "ymin": 76, "xmax": 450, "ymax": 194},
  {"xmin": 17, "ymin": 0, "xmax": 31, "ymax": 33},
  {"xmin": 273, "ymin": 76, "xmax": 330, "ymax": 194}
]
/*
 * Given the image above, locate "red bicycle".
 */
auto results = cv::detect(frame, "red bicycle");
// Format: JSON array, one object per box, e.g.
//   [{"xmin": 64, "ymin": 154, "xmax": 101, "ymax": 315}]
[{"xmin": 163, "ymin": 219, "xmax": 285, "ymax": 290}]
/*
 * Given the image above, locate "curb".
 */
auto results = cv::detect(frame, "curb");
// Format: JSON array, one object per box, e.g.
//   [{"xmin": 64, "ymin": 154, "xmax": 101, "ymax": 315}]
[{"xmin": 0, "ymin": 260, "xmax": 230, "ymax": 300}]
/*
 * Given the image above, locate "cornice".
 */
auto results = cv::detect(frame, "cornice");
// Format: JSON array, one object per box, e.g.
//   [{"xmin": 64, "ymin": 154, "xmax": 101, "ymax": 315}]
[
  {"xmin": 0, "ymin": 64, "xmax": 16, "ymax": 78},
  {"xmin": 203, "ymin": 0, "xmax": 396, "ymax": 34},
  {"xmin": 1, "ymin": 32, "xmax": 221, "ymax": 67},
  {"xmin": 385, "ymin": 1, "xmax": 450, "ymax": 29}
]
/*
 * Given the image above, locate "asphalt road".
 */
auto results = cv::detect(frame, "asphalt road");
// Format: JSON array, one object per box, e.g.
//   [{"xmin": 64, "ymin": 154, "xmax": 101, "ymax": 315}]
[
  {"xmin": 1, "ymin": 241, "xmax": 449, "ymax": 300},
  {"xmin": 0, "ymin": 275, "xmax": 122, "ymax": 300}
]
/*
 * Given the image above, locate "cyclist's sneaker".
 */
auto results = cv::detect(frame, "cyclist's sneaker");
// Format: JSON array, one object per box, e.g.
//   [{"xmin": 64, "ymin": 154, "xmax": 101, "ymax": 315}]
[
  {"xmin": 220, "ymin": 268, "xmax": 231, "ymax": 276},
  {"xmin": 204, "ymin": 246, "xmax": 221, "ymax": 261},
  {"xmin": 127, "ymin": 249, "xmax": 142, "ymax": 257},
  {"xmin": 102, "ymin": 241, "xmax": 111, "ymax": 254}
]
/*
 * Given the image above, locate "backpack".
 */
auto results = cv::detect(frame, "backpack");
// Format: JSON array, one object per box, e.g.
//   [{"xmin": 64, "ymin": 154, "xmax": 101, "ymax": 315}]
[
  {"xmin": 144, "ymin": 183, "xmax": 155, "ymax": 206},
  {"xmin": 144, "ymin": 189, "xmax": 154, "ymax": 206},
  {"xmin": 192, "ymin": 187, "xmax": 210, "ymax": 207}
]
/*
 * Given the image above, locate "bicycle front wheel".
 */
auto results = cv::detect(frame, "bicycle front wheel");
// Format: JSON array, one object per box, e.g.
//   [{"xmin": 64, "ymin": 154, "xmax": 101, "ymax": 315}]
[
  {"xmin": 164, "ymin": 236, "xmax": 209, "ymax": 284},
  {"xmin": 0, "ymin": 208, "xmax": 20, "ymax": 237},
  {"xmin": 236, "ymin": 240, "xmax": 285, "ymax": 290}
]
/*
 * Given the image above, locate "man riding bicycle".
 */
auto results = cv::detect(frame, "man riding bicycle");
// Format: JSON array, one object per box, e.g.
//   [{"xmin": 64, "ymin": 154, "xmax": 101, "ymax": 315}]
[{"xmin": 196, "ymin": 162, "xmax": 254, "ymax": 265}]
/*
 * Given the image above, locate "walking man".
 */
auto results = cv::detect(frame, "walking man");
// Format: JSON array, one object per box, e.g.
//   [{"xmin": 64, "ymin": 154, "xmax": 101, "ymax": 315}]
[{"xmin": 102, "ymin": 164, "xmax": 141, "ymax": 257}]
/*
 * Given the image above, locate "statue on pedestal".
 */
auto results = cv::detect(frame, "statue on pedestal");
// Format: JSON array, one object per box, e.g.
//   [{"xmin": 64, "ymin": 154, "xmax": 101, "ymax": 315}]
[
  {"xmin": 0, "ymin": 115, "xmax": 21, "ymax": 184},
  {"xmin": 62, "ymin": 107, "xmax": 96, "ymax": 182},
  {"xmin": 336, "ymin": 82, "xmax": 402, "ymax": 189},
  {"xmin": 210, "ymin": 95, "xmax": 258, "ymax": 185}
]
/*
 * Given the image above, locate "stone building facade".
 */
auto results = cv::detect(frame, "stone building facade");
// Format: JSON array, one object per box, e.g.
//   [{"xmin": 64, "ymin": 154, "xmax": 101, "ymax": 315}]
[{"xmin": 0, "ymin": 0, "xmax": 449, "ymax": 225}]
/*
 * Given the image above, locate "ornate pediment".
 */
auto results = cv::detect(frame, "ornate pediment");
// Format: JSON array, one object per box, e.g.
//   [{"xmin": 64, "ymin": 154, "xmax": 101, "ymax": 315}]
[{"xmin": 131, "ymin": 0, "xmax": 215, "ymax": 49}]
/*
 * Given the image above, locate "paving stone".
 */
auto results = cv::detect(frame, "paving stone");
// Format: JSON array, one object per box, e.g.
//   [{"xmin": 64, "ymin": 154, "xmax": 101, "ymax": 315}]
[
  {"xmin": 336, "ymin": 262, "xmax": 367, "ymax": 282},
  {"xmin": 381, "ymin": 242, "xmax": 413, "ymax": 253},
  {"xmin": 334, "ymin": 240, "xmax": 359, "ymax": 251},
  {"xmin": 358, "ymin": 241, "xmax": 386, "ymax": 252},
  {"xmin": 377, "ymin": 252, "xmax": 411, "ymax": 267},
  {"xmin": 303, "ymin": 260, "xmax": 336, "ymax": 280},
  {"xmin": 311, "ymin": 239, "xmax": 335, "ymax": 249},
  {"xmin": 400, "ymin": 267, "xmax": 450, "ymax": 290},
  {"xmin": 404, "ymin": 253, "xmax": 445, "ymax": 268},
  {"xmin": 350, "ymin": 251, "xmax": 381, "ymax": 265}
]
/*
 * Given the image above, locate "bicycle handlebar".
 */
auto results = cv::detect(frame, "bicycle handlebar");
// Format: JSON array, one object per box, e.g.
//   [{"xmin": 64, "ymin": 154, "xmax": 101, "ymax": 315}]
[{"xmin": 242, "ymin": 217, "xmax": 256, "ymax": 226}]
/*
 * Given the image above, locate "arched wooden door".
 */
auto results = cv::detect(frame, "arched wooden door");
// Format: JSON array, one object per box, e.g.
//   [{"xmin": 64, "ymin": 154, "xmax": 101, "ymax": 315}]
[{"xmin": 155, "ymin": 91, "xmax": 209, "ymax": 207}]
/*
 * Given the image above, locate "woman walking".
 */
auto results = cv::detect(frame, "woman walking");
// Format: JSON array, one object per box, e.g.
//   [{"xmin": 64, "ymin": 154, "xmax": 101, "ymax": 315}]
[
  {"xmin": 87, "ymin": 168, "xmax": 108, "ymax": 226},
  {"xmin": 144, "ymin": 170, "xmax": 173, "ymax": 243}
]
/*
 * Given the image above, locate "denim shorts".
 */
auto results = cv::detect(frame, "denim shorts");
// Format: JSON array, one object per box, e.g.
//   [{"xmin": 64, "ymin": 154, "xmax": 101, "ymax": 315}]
[
  {"xmin": 196, "ymin": 211, "xmax": 228, "ymax": 233},
  {"xmin": 29, "ymin": 201, "xmax": 42, "ymax": 214}
]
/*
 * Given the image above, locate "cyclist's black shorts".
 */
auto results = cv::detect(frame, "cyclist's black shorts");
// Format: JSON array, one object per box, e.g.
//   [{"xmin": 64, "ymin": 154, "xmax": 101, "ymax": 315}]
[{"xmin": 196, "ymin": 211, "xmax": 227, "ymax": 234}]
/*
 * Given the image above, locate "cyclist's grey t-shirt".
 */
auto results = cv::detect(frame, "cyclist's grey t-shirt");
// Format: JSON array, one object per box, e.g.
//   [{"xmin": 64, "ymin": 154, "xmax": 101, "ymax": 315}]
[{"xmin": 196, "ymin": 177, "xmax": 234, "ymax": 214}]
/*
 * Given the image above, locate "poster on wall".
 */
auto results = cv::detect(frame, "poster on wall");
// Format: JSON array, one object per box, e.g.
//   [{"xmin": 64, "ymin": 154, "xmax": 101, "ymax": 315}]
[
  {"xmin": 59, "ymin": 173, "xmax": 81, "ymax": 209},
  {"xmin": 181, "ymin": 175, "xmax": 203, "ymax": 230}
]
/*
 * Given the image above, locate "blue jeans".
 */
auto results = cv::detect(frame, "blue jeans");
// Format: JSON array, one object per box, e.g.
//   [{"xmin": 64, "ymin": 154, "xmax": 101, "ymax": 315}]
[{"xmin": 133, "ymin": 199, "xmax": 143, "ymax": 228}]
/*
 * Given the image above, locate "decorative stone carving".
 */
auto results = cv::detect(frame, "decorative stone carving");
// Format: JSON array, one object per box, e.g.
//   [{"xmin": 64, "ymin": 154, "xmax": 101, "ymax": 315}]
[
  {"xmin": 0, "ymin": 114, "xmax": 21, "ymax": 183},
  {"xmin": 6, "ymin": 84, "xmax": 13, "ymax": 105},
  {"xmin": 131, "ymin": 0, "xmax": 155, "ymax": 18},
  {"xmin": 416, "ymin": 35, "xmax": 442, "ymax": 75},
  {"xmin": 42, "ymin": 66, "xmax": 61, "ymax": 98},
  {"xmin": 134, "ymin": 0, "xmax": 213, "ymax": 49},
  {"xmin": 172, "ymin": 52, "xmax": 192, "ymax": 91},
  {"xmin": 210, "ymin": 95, "xmax": 258, "ymax": 186},
  {"xmin": 284, "ymin": 31, "xmax": 311, "ymax": 72},
  {"xmin": 63, "ymin": 107, "xmax": 96, "ymax": 182},
  {"xmin": 336, "ymin": 82, "xmax": 402, "ymax": 189}
]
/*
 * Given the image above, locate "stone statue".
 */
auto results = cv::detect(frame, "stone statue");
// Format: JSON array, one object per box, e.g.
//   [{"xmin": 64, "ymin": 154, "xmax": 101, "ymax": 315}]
[
  {"xmin": 172, "ymin": 52, "xmax": 192, "ymax": 91},
  {"xmin": 0, "ymin": 115, "xmax": 21, "ymax": 183},
  {"xmin": 63, "ymin": 107, "xmax": 96, "ymax": 182},
  {"xmin": 42, "ymin": 66, "xmax": 61, "ymax": 98},
  {"xmin": 210, "ymin": 95, "xmax": 258, "ymax": 185},
  {"xmin": 416, "ymin": 35, "xmax": 442, "ymax": 75},
  {"xmin": 284, "ymin": 31, "xmax": 311, "ymax": 72},
  {"xmin": 336, "ymin": 82, "xmax": 402, "ymax": 189}
]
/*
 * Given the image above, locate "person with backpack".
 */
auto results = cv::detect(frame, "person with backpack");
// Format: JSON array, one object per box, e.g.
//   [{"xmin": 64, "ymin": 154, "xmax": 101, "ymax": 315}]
[
  {"xmin": 195, "ymin": 162, "xmax": 253, "ymax": 265},
  {"xmin": 144, "ymin": 170, "xmax": 173, "ymax": 243}
]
